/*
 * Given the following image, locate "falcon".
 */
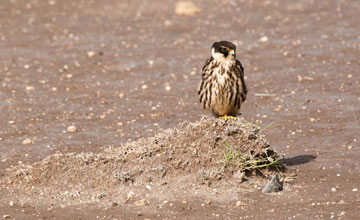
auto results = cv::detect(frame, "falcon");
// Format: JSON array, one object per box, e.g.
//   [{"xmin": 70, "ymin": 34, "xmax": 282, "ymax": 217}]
[{"xmin": 198, "ymin": 41, "xmax": 247, "ymax": 120}]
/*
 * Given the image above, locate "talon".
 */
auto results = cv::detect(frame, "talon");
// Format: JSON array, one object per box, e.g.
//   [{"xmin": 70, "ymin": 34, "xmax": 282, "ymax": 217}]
[
  {"xmin": 228, "ymin": 116, "xmax": 237, "ymax": 121},
  {"xmin": 219, "ymin": 114, "xmax": 228, "ymax": 121}
]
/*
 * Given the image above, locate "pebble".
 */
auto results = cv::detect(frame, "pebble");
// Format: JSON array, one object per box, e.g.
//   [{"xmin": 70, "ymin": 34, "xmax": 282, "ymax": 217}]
[
  {"xmin": 141, "ymin": 84, "xmax": 148, "ymax": 90},
  {"xmin": 9, "ymin": 201, "xmax": 14, "ymax": 206},
  {"xmin": 259, "ymin": 36, "xmax": 269, "ymax": 42},
  {"xmin": 165, "ymin": 83, "xmax": 171, "ymax": 91},
  {"xmin": 87, "ymin": 51, "xmax": 96, "ymax": 58},
  {"xmin": 25, "ymin": 86, "xmax": 35, "ymax": 91},
  {"xmin": 2, "ymin": 215, "xmax": 10, "ymax": 219},
  {"xmin": 331, "ymin": 187, "xmax": 337, "ymax": 192},
  {"xmin": 235, "ymin": 201, "xmax": 247, "ymax": 207},
  {"xmin": 164, "ymin": 20, "xmax": 172, "ymax": 27},
  {"xmin": 67, "ymin": 125, "xmax": 77, "ymax": 133},
  {"xmin": 352, "ymin": 188, "xmax": 358, "ymax": 192},
  {"xmin": 175, "ymin": 1, "xmax": 201, "ymax": 16},
  {"xmin": 135, "ymin": 199, "xmax": 149, "ymax": 206},
  {"xmin": 22, "ymin": 138, "xmax": 32, "ymax": 145}
]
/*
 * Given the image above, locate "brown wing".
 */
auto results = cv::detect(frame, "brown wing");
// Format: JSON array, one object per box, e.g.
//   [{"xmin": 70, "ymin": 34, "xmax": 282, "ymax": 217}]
[
  {"xmin": 198, "ymin": 57, "xmax": 214, "ymax": 109},
  {"xmin": 235, "ymin": 59, "xmax": 247, "ymax": 102}
]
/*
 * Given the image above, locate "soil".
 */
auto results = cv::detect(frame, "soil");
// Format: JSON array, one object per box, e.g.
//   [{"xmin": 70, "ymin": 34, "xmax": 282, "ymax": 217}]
[{"xmin": 0, "ymin": 0, "xmax": 360, "ymax": 219}]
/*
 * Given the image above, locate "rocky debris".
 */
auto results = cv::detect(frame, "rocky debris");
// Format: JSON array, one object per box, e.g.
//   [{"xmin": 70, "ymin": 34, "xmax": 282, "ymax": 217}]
[
  {"xmin": 262, "ymin": 174, "xmax": 283, "ymax": 193},
  {"xmin": 2, "ymin": 117, "xmax": 283, "ymax": 204}
]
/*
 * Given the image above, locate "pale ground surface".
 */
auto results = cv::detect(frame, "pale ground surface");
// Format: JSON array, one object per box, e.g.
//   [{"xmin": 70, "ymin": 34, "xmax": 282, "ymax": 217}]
[{"xmin": 0, "ymin": 0, "xmax": 360, "ymax": 219}]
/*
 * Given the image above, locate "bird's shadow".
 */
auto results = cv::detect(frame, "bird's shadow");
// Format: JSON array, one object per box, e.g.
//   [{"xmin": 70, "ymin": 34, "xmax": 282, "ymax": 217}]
[{"xmin": 281, "ymin": 154, "xmax": 317, "ymax": 166}]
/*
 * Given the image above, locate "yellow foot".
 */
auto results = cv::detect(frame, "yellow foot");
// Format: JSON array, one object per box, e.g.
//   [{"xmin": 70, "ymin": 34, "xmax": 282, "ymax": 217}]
[{"xmin": 219, "ymin": 114, "xmax": 237, "ymax": 121}]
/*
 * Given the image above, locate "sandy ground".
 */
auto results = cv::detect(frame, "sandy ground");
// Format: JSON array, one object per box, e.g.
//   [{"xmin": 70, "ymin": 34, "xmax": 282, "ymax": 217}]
[{"xmin": 0, "ymin": 0, "xmax": 360, "ymax": 219}]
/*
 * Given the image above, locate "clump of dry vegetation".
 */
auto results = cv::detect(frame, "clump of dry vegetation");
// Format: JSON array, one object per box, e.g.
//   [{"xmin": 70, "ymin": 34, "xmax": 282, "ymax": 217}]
[{"xmin": 2, "ymin": 116, "xmax": 284, "ymax": 193}]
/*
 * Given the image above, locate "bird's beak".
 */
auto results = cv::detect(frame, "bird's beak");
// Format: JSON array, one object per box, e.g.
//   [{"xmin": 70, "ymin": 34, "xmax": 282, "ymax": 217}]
[{"xmin": 230, "ymin": 50, "xmax": 235, "ymax": 56}]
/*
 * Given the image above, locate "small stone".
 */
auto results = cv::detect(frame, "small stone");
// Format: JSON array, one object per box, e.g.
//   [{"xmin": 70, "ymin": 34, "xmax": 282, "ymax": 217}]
[
  {"xmin": 135, "ymin": 199, "xmax": 149, "ymax": 206},
  {"xmin": 65, "ymin": 74, "xmax": 73, "ymax": 79},
  {"xmin": 331, "ymin": 187, "xmax": 337, "ymax": 192},
  {"xmin": 205, "ymin": 200, "xmax": 211, "ymax": 205},
  {"xmin": 2, "ymin": 215, "xmax": 10, "ymax": 219},
  {"xmin": 87, "ymin": 51, "xmax": 96, "ymax": 58},
  {"xmin": 165, "ymin": 83, "xmax": 171, "ymax": 91},
  {"xmin": 25, "ymin": 86, "xmax": 35, "ymax": 91},
  {"xmin": 141, "ymin": 84, "xmax": 148, "ymax": 90},
  {"xmin": 233, "ymin": 170, "xmax": 246, "ymax": 183},
  {"xmin": 352, "ymin": 188, "xmax": 358, "ymax": 192},
  {"xmin": 235, "ymin": 201, "xmax": 247, "ymax": 207},
  {"xmin": 262, "ymin": 174, "xmax": 283, "ymax": 193},
  {"xmin": 147, "ymin": 60, "xmax": 154, "ymax": 65},
  {"xmin": 175, "ymin": 1, "xmax": 201, "ymax": 16},
  {"xmin": 48, "ymin": 0, "xmax": 56, "ymax": 6},
  {"xmin": 119, "ymin": 93, "xmax": 124, "ymax": 98},
  {"xmin": 22, "ymin": 138, "xmax": 32, "ymax": 145},
  {"xmin": 338, "ymin": 200, "xmax": 345, "ymax": 204},
  {"xmin": 164, "ymin": 20, "xmax": 172, "ymax": 26},
  {"xmin": 8, "ymin": 121, "xmax": 15, "ymax": 124},
  {"xmin": 259, "ymin": 36, "xmax": 268, "ymax": 42},
  {"xmin": 9, "ymin": 201, "xmax": 14, "ymax": 207},
  {"xmin": 67, "ymin": 125, "xmax": 77, "ymax": 133}
]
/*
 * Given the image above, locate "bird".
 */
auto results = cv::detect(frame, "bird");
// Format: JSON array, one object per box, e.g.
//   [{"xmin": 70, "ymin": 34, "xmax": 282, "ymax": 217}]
[{"xmin": 198, "ymin": 41, "xmax": 247, "ymax": 120}]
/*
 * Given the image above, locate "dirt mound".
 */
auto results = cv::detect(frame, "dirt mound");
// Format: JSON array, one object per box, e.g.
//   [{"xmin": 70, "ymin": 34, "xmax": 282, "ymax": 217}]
[{"xmin": 1, "ymin": 117, "xmax": 283, "ymax": 204}]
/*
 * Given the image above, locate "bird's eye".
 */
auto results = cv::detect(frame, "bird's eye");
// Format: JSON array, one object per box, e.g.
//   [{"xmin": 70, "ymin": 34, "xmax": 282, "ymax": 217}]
[{"xmin": 221, "ymin": 48, "xmax": 227, "ymax": 52}]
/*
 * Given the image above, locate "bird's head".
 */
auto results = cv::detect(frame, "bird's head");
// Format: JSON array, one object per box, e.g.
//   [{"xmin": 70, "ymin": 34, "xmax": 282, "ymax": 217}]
[{"xmin": 211, "ymin": 41, "xmax": 236, "ymax": 60}]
